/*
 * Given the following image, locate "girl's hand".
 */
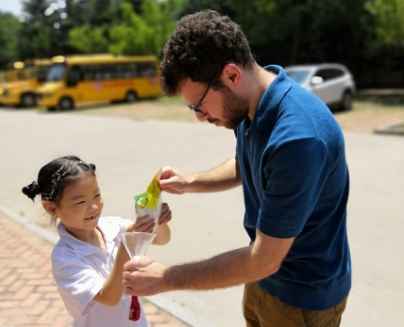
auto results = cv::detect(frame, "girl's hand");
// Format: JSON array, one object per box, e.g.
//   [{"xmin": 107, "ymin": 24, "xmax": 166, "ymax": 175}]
[
  {"xmin": 127, "ymin": 215, "xmax": 155, "ymax": 233},
  {"xmin": 158, "ymin": 203, "xmax": 172, "ymax": 225},
  {"xmin": 126, "ymin": 203, "xmax": 171, "ymax": 233}
]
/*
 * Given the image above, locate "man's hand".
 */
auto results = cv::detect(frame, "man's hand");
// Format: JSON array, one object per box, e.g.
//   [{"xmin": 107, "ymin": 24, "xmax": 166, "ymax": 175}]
[
  {"xmin": 159, "ymin": 166, "xmax": 193, "ymax": 194},
  {"xmin": 159, "ymin": 159, "xmax": 240, "ymax": 194},
  {"xmin": 123, "ymin": 256, "xmax": 170, "ymax": 296}
]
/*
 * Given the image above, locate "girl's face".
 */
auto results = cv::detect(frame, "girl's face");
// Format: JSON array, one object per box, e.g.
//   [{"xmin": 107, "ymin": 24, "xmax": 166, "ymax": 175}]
[{"xmin": 45, "ymin": 173, "xmax": 103, "ymax": 232}]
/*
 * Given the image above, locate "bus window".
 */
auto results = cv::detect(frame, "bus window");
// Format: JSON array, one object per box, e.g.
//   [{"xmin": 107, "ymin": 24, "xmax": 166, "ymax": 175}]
[
  {"xmin": 114, "ymin": 64, "xmax": 125, "ymax": 79},
  {"xmin": 82, "ymin": 65, "xmax": 96, "ymax": 81},
  {"xmin": 108, "ymin": 65, "xmax": 118, "ymax": 79},
  {"xmin": 47, "ymin": 64, "xmax": 66, "ymax": 82},
  {"xmin": 66, "ymin": 65, "xmax": 82, "ymax": 86},
  {"xmin": 37, "ymin": 66, "xmax": 49, "ymax": 83},
  {"xmin": 93, "ymin": 66, "xmax": 102, "ymax": 80},
  {"xmin": 123, "ymin": 63, "xmax": 137, "ymax": 79},
  {"xmin": 137, "ymin": 62, "xmax": 156, "ymax": 77},
  {"xmin": 102, "ymin": 65, "xmax": 113, "ymax": 80}
]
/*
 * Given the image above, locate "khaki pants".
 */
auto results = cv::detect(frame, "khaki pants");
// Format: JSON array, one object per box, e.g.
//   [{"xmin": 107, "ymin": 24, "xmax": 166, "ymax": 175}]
[{"xmin": 243, "ymin": 283, "xmax": 347, "ymax": 327}]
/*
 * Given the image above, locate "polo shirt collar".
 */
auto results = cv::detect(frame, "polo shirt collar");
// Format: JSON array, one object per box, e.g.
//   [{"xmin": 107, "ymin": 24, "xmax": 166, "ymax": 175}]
[
  {"xmin": 57, "ymin": 219, "xmax": 121, "ymax": 256},
  {"xmin": 253, "ymin": 65, "xmax": 293, "ymax": 131}
]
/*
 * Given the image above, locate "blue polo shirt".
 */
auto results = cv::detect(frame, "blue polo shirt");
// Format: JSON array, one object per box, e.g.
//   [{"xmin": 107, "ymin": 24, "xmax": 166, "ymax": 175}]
[{"xmin": 236, "ymin": 65, "xmax": 351, "ymax": 310}]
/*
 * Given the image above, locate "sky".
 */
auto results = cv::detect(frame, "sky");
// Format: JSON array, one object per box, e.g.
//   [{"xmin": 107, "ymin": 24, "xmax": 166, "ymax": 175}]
[{"xmin": 0, "ymin": 1, "xmax": 22, "ymax": 17}]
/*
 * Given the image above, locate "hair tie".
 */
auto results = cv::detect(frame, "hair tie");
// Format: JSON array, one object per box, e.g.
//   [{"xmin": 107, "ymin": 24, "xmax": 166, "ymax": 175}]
[{"xmin": 22, "ymin": 181, "xmax": 40, "ymax": 201}]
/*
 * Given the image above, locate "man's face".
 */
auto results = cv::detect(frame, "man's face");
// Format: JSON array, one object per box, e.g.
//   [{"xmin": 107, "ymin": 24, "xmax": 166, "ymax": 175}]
[{"xmin": 181, "ymin": 79, "xmax": 249, "ymax": 129}]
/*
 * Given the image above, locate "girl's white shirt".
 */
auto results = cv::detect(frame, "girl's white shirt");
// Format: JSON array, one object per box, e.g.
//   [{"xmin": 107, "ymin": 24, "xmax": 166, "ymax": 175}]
[{"xmin": 51, "ymin": 216, "xmax": 148, "ymax": 327}]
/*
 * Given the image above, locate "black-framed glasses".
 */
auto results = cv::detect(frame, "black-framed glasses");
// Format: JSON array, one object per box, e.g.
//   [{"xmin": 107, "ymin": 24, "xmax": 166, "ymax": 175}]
[{"xmin": 187, "ymin": 82, "xmax": 211, "ymax": 114}]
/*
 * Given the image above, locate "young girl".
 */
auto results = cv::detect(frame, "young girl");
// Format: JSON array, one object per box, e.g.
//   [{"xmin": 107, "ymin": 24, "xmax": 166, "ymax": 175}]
[{"xmin": 22, "ymin": 155, "xmax": 171, "ymax": 327}]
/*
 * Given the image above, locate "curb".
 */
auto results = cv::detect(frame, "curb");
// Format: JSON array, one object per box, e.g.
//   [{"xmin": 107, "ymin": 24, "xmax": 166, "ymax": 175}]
[{"xmin": 374, "ymin": 122, "xmax": 404, "ymax": 136}]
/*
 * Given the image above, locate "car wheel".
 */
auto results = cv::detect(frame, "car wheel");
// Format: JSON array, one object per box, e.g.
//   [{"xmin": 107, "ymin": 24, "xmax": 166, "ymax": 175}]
[
  {"xmin": 20, "ymin": 93, "xmax": 37, "ymax": 107},
  {"xmin": 340, "ymin": 91, "xmax": 352, "ymax": 111},
  {"xmin": 58, "ymin": 97, "xmax": 74, "ymax": 110},
  {"xmin": 125, "ymin": 90, "xmax": 137, "ymax": 103}
]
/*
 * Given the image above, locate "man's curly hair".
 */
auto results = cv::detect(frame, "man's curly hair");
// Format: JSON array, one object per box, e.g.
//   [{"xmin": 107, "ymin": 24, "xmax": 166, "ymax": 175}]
[{"xmin": 161, "ymin": 10, "xmax": 255, "ymax": 95}]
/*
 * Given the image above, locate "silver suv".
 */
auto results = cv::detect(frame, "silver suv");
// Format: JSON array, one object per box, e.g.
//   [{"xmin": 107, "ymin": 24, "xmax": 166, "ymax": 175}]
[{"xmin": 286, "ymin": 63, "xmax": 356, "ymax": 111}]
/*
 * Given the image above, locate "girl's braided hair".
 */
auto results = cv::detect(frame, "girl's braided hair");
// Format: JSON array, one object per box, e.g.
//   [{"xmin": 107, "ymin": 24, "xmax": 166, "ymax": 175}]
[{"xmin": 22, "ymin": 155, "xmax": 96, "ymax": 203}]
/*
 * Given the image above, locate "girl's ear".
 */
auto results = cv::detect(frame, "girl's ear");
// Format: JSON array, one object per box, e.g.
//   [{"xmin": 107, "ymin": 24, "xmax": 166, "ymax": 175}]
[{"xmin": 42, "ymin": 200, "xmax": 57, "ymax": 217}]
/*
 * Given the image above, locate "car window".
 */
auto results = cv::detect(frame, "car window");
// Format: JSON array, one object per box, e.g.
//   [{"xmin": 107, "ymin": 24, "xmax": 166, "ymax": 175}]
[{"xmin": 315, "ymin": 68, "xmax": 345, "ymax": 81}]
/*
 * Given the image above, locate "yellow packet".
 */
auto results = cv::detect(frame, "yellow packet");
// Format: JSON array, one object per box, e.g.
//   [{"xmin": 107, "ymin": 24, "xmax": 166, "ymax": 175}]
[
  {"xmin": 134, "ymin": 174, "xmax": 162, "ymax": 230},
  {"xmin": 134, "ymin": 176, "xmax": 161, "ymax": 210}
]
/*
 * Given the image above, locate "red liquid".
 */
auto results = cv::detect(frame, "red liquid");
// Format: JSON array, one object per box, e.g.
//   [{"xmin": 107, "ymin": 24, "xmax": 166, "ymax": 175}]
[{"xmin": 129, "ymin": 295, "xmax": 141, "ymax": 321}]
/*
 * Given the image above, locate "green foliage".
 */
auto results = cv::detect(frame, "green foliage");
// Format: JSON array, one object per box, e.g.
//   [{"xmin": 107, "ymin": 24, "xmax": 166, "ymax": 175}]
[
  {"xmin": 18, "ymin": 0, "xmax": 57, "ymax": 58},
  {"xmin": 180, "ymin": 0, "xmax": 235, "ymax": 16},
  {"xmin": 66, "ymin": 0, "xmax": 178, "ymax": 56},
  {"xmin": 367, "ymin": 0, "xmax": 404, "ymax": 45},
  {"xmin": 0, "ymin": 12, "xmax": 21, "ymax": 66},
  {"xmin": 6, "ymin": 0, "xmax": 404, "ymax": 87},
  {"xmin": 109, "ymin": 2, "xmax": 154, "ymax": 54},
  {"xmin": 109, "ymin": 0, "xmax": 177, "ymax": 55},
  {"xmin": 69, "ymin": 26, "xmax": 109, "ymax": 53}
]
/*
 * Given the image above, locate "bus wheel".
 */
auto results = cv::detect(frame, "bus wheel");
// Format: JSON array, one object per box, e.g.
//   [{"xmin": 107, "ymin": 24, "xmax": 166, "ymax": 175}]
[
  {"xmin": 125, "ymin": 90, "xmax": 137, "ymax": 103},
  {"xmin": 58, "ymin": 97, "xmax": 74, "ymax": 110},
  {"xmin": 20, "ymin": 93, "xmax": 37, "ymax": 107}
]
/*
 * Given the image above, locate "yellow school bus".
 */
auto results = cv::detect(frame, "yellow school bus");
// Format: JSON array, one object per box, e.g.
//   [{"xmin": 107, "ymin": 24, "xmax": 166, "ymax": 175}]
[
  {"xmin": 0, "ymin": 59, "xmax": 51, "ymax": 107},
  {"xmin": 0, "ymin": 71, "xmax": 5, "ymax": 103},
  {"xmin": 0, "ymin": 61, "xmax": 26, "ymax": 105},
  {"xmin": 37, "ymin": 54, "xmax": 162, "ymax": 110}
]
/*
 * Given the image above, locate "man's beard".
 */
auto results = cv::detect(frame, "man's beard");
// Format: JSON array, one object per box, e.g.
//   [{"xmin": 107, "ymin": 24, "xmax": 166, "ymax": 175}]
[{"xmin": 220, "ymin": 86, "xmax": 250, "ymax": 129}]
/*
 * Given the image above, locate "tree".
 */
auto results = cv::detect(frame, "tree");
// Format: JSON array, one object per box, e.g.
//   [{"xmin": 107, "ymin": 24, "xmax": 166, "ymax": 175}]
[
  {"xmin": 108, "ymin": 0, "xmax": 178, "ymax": 55},
  {"xmin": 367, "ymin": 0, "xmax": 404, "ymax": 46},
  {"xmin": 0, "ymin": 12, "xmax": 21, "ymax": 67},
  {"xmin": 179, "ymin": 0, "xmax": 235, "ymax": 16},
  {"xmin": 18, "ymin": 0, "xmax": 60, "ymax": 59},
  {"xmin": 66, "ymin": 0, "xmax": 121, "ymax": 54},
  {"xmin": 175, "ymin": 0, "xmax": 387, "ymax": 87},
  {"xmin": 69, "ymin": 25, "xmax": 110, "ymax": 53}
]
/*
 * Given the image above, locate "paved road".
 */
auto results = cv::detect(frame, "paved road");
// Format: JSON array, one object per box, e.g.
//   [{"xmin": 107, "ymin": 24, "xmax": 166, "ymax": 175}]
[{"xmin": 0, "ymin": 108, "xmax": 403, "ymax": 326}]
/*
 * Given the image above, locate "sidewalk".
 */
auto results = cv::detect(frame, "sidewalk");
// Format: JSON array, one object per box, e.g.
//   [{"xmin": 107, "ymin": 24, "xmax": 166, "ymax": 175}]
[{"xmin": 0, "ymin": 212, "xmax": 188, "ymax": 327}]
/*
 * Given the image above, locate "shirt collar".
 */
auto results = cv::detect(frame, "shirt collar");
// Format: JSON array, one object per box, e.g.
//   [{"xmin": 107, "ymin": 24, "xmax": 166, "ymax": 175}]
[
  {"xmin": 57, "ymin": 218, "xmax": 122, "ymax": 256},
  {"xmin": 253, "ymin": 65, "xmax": 293, "ymax": 131}
]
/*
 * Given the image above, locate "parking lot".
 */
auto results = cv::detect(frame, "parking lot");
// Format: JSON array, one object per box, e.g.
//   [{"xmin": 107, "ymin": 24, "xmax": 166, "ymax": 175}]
[{"xmin": 1, "ymin": 97, "xmax": 404, "ymax": 326}]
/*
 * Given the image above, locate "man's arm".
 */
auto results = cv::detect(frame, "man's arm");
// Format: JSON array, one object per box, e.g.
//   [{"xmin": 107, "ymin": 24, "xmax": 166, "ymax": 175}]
[
  {"xmin": 165, "ymin": 231, "xmax": 293, "ymax": 290},
  {"xmin": 159, "ymin": 158, "xmax": 241, "ymax": 194},
  {"xmin": 123, "ymin": 231, "xmax": 294, "ymax": 295}
]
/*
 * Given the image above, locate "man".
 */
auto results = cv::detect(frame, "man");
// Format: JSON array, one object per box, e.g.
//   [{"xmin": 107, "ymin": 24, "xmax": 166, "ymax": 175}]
[{"xmin": 123, "ymin": 10, "xmax": 351, "ymax": 327}]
